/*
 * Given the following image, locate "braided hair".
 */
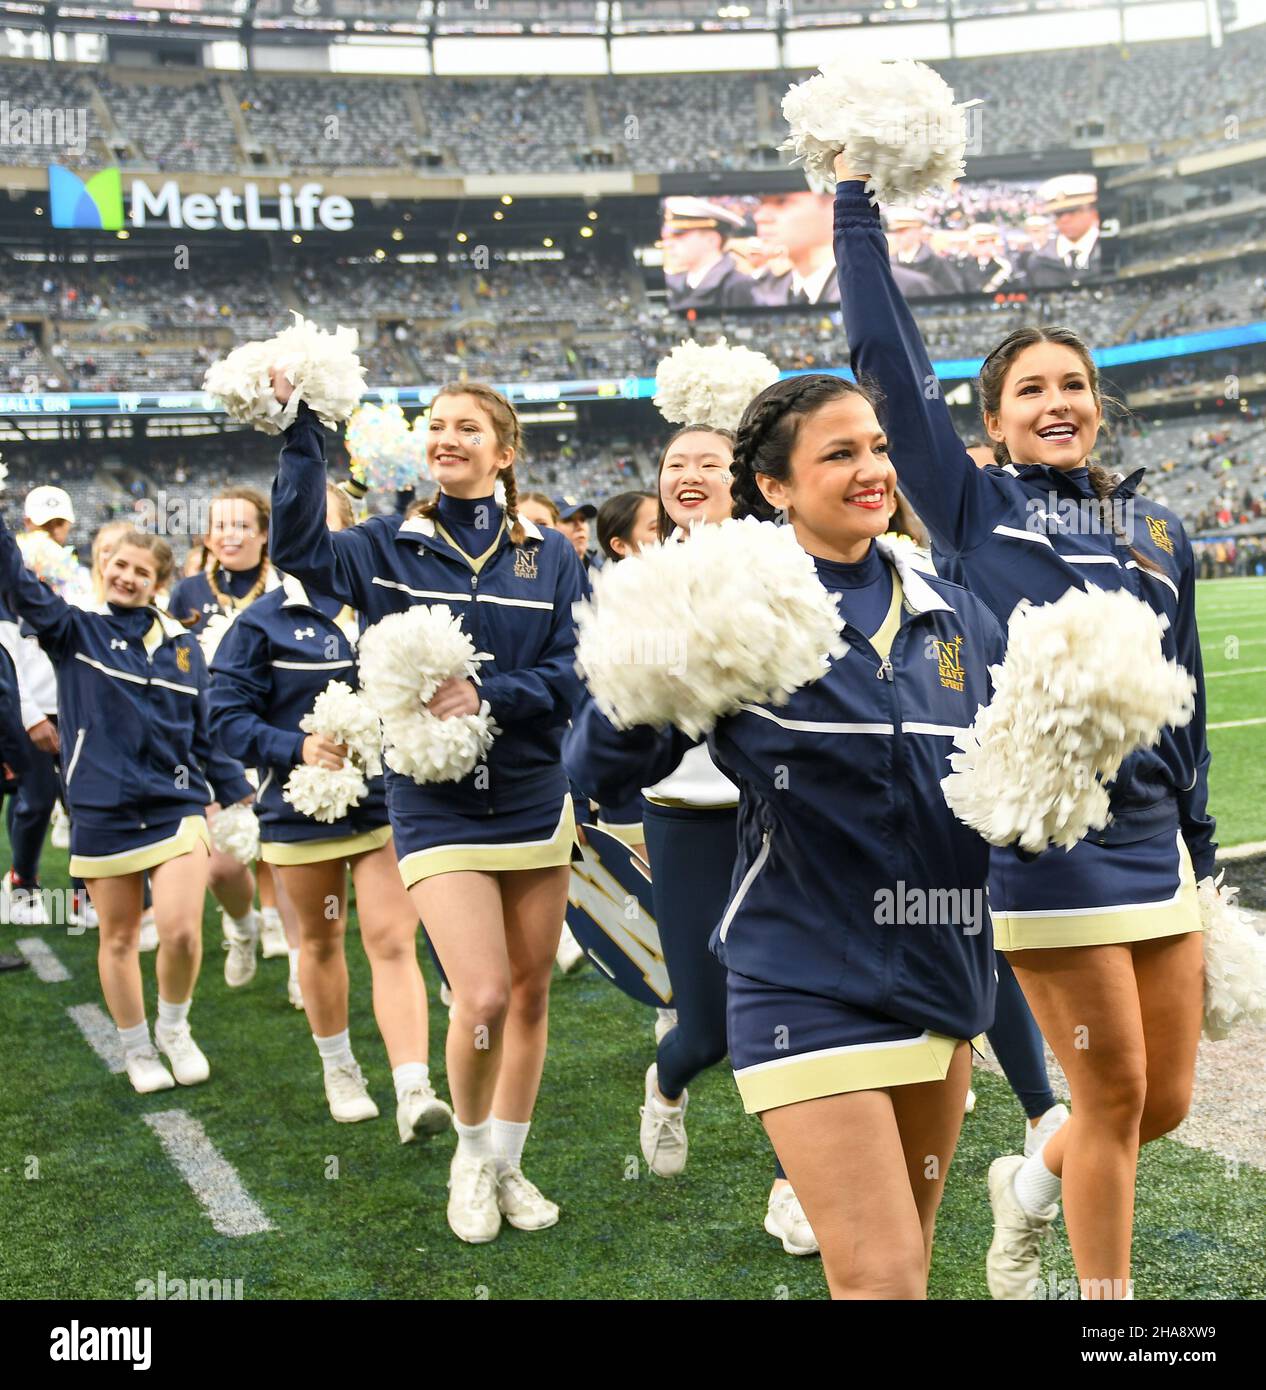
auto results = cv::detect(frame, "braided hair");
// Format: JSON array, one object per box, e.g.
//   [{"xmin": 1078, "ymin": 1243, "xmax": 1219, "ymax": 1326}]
[
  {"xmin": 407, "ymin": 382, "xmax": 527, "ymax": 545},
  {"xmin": 730, "ymin": 375, "xmax": 887, "ymax": 521}
]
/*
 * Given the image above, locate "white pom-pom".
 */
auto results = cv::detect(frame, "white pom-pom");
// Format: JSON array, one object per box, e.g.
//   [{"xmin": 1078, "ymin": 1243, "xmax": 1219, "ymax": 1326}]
[
  {"xmin": 209, "ymin": 802, "xmax": 260, "ymax": 864},
  {"xmin": 198, "ymin": 611, "xmax": 235, "ymax": 666},
  {"xmin": 653, "ymin": 338, "xmax": 780, "ymax": 431},
  {"xmin": 575, "ymin": 517, "xmax": 845, "ymax": 738},
  {"xmin": 941, "ymin": 587, "xmax": 1196, "ymax": 853},
  {"xmin": 283, "ymin": 764, "xmax": 369, "ymax": 825},
  {"xmin": 357, "ymin": 606, "xmax": 498, "ymax": 785},
  {"xmin": 281, "ymin": 680, "xmax": 384, "ymax": 823},
  {"xmin": 300, "ymin": 680, "xmax": 382, "ymax": 777},
  {"xmin": 1198, "ymin": 872, "xmax": 1266, "ymax": 1041},
  {"xmin": 780, "ymin": 54, "xmax": 980, "ymax": 202},
  {"xmin": 0, "ymin": 457, "xmax": 8, "ymax": 492},
  {"xmin": 203, "ymin": 311, "xmax": 366, "ymax": 435}
]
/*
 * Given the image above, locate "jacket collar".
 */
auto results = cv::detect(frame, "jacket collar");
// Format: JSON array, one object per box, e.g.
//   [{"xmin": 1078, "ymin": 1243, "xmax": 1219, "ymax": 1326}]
[
  {"xmin": 398, "ymin": 513, "xmax": 543, "ymax": 544},
  {"xmin": 1000, "ymin": 461, "xmax": 1146, "ymax": 499},
  {"xmin": 875, "ymin": 536, "xmax": 956, "ymax": 615},
  {"xmin": 143, "ymin": 606, "xmax": 188, "ymax": 656}
]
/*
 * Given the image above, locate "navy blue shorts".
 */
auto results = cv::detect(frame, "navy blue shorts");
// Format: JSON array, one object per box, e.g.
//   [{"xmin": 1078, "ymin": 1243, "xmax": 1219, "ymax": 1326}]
[{"xmin": 727, "ymin": 970, "xmax": 966, "ymax": 1115}]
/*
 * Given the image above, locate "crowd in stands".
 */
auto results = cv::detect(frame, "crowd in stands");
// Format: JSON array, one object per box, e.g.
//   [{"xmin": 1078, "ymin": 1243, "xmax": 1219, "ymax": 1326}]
[{"xmin": 5, "ymin": 25, "xmax": 1266, "ymax": 176}]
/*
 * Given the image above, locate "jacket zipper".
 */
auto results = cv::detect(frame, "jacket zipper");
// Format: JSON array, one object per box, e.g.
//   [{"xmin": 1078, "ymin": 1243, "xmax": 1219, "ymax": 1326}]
[
  {"xmin": 64, "ymin": 726, "xmax": 86, "ymax": 786},
  {"xmin": 717, "ymin": 828, "xmax": 772, "ymax": 944}
]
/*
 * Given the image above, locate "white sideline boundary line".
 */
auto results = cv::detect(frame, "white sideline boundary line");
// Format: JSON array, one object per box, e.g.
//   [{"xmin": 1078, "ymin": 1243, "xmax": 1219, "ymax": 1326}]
[
  {"xmin": 16, "ymin": 937, "xmax": 70, "ymax": 982},
  {"xmin": 1208, "ymin": 717, "xmax": 1266, "ymax": 730},
  {"xmin": 142, "ymin": 1110, "xmax": 276, "ymax": 1238},
  {"xmin": 1218, "ymin": 839, "xmax": 1266, "ymax": 861},
  {"xmin": 66, "ymin": 1003, "xmax": 126, "ymax": 1073}
]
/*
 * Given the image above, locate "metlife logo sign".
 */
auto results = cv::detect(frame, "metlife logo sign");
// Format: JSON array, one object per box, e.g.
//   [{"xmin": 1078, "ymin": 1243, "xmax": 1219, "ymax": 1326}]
[{"xmin": 47, "ymin": 164, "xmax": 355, "ymax": 232}]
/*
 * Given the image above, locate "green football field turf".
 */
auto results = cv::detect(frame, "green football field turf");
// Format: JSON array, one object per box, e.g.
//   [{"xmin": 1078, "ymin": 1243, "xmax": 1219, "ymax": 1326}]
[
  {"xmin": 1197, "ymin": 576, "xmax": 1266, "ymax": 850},
  {"xmin": 1, "ymin": 577, "xmax": 1262, "ymax": 1301}
]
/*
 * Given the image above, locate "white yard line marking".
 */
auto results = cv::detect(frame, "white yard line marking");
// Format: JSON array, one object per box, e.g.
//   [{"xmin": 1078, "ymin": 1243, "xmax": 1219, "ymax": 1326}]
[
  {"xmin": 142, "ymin": 1110, "xmax": 276, "ymax": 1238},
  {"xmin": 1218, "ymin": 839, "xmax": 1266, "ymax": 860},
  {"xmin": 1205, "ymin": 665, "xmax": 1266, "ymax": 679},
  {"xmin": 1208, "ymin": 716, "xmax": 1266, "ymax": 730},
  {"xmin": 66, "ymin": 1003, "xmax": 126, "ymax": 1073},
  {"xmin": 16, "ymin": 937, "xmax": 70, "ymax": 982}
]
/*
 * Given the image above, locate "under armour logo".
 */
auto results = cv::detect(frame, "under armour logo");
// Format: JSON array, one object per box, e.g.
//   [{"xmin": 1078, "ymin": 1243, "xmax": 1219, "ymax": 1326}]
[
  {"xmin": 294, "ymin": 627, "xmax": 316, "ymax": 640},
  {"xmin": 203, "ymin": 602, "xmax": 217, "ymax": 613},
  {"xmin": 110, "ymin": 638, "xmax": 128, "ymax": 650}
]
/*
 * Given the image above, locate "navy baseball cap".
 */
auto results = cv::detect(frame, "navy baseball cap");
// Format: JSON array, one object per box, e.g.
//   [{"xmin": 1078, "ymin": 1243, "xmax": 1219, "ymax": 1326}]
[{"xmin": 553, "ymin": 495, "xmax": 597, "ymax": 521}]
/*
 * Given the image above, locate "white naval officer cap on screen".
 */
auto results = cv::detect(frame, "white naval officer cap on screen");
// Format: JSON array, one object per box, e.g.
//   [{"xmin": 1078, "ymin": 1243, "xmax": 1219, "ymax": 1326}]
[{"xmin": 1037, "ymin": 174, "xmax": 1098, "ymax": 212}]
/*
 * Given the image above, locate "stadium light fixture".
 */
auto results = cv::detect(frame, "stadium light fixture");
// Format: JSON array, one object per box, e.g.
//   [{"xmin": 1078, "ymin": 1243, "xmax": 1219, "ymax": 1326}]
[
  {"xmin": 457, "ymin": 232, "xmax": 468, "ymax": 243},
  {"xmin": 374, "ymin": 248, "xmax": 386, "ymax": 260},
  {"xmin": 391, "ymin": 229, "xmax": 404, "ymax": 241},
  {"xmin": 543, "ymin": 237, "xmax": 554, "ymax": 247},
  {"xmin": 292, "ymin": 234, "xmax": 302, "ymax": 244},
  {"xmin": 579, "ymin": 226, "xmax": 594, "ymax": 238},
  {"xmin": 493, "ymin": 211, "xmax": 504, "ymax": 220},
  {"xmin": 501, "ymin": 195, "xmax": 513, "ymax": 205},
  {"xmin": 116, "ymin": 230, "xmax": 129, "ymax": 239},
  {"xmin": 34, "ymin": 206, "xmax": 43, "ymax": 215},
  {"xmin": 588, "ymin": 210, "xmax": 598, "ymax": 220}
]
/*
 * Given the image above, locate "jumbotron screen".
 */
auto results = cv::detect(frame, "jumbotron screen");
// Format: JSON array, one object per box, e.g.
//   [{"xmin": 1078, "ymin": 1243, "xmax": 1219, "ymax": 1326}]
[{"xmin": 658, "ymin": 174, "xmax": 1108, "ymax": 312}]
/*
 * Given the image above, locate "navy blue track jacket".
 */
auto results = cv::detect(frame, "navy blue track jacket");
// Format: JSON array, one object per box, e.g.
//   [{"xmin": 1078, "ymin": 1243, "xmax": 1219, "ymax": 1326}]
[
  {"xmin": 834, "ymin": 181, "xmax": 1216, "ymax": 877},
  {"xmin": 208, "ymin": 574, "xmax": 387, "ymax": 840}
]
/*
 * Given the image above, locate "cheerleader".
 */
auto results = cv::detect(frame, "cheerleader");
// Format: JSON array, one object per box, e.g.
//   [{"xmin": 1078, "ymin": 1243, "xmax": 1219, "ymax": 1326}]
[
  {"xmin": 590, "ymin": 492, "xmax": 657, "ymax": 858},
  {"xmin": 834, "ymin": 162, "xmax": 1212, "ymax": 1300},
  {"xmin": 169, "ymin": 487, "xmax": 283, "ymax": 985},
  {"xmin": 517, "ymin": 493, "xmax": 560, "ymax": 531},
  {"xmin": 567, "ymin": 436, "xmax": 818, "ymax": 1258},
  {"xmin": 574, "ymin": 376, "xmax": 1005, "ymax": 1296},
  {"xmin": 0, "ymin": 515, "xmax": 252, "ymax": 1093},
  {"xmin": 268, "ymin": 377, "xmax": 587, "ymax": 1245},
  {"xmin": 208, "ymin": 482, "xmax": 452, "ymax": 1137}
]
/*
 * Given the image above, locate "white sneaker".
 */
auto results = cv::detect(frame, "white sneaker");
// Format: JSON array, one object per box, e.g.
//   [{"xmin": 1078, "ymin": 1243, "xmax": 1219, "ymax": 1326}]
[
  {"xmin": 126, "ymin": 1046, "xmax": 176, "ymax": 1094},
  {"xmin": 965, "ymin": 1087, "xmax": 977, "ymax": 1114},
  {"xmin": 1, "ymin": 871, "xmax": 48, "ymax": 926},
  {"xmin": 287, "ymin": 973, "xmax": 304, "ymax": 1010},
  {"xmin": 639, "ymin": 1063, "xmax": 688, "ymax": 1177},
  {"xmin": 138, "ymin": 910, "xmax": 159, "ymax": 953},
  {"xmin": 496, "ymin": 1164, "xmax": 560, "ymax": 1232},
  {"xmin": 986, "ymin": 1154, "xmax": 1058, "ymax": 1300},
  {"xmin": 50, "ymin": 801, "xmax": 70, "ymax": 850},
  {"xmin": 447, "ymin": 1152, "xmax": 501, "ymax": 1244},
  {"xmin": 222, "ymin": 910, "xmax": 258, "ymax": 988},
  {"xmin": 324, "ymin": 1062, "xmax": 379, "ymax": 1123},
  {"xmin": 397, "ymin": 1083, "xmax": 453, "ymax": 1143},
  {"xmin": 555, "ymin": 922, "xmax": 586, "ymax": 974},
  {"xmin": 765, "ymin": 1186, "xmax": 820, "ymax": 1256},
  {"xmin": 155, "ymin": 1022, "xmax": 210, "ymax": 1086},
  {"xmin": 1024, "ymin": 1103, "xmax": 1069, "ymax": 1158},
  {"xmin": 68, "ymin": 890, "xmax": 98, "ymax": 930},
  {"xmin": 654, "ymin": 1008, "xmax": 677, "ymax": 1045},
  {"xmin": 259, "ymin": 909, "xmax": 288, "ymax": 960}
]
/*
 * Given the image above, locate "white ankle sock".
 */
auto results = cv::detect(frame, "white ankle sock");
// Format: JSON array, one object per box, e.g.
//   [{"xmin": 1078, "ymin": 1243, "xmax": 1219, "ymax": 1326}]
[
  {"xmin": 491, "ymin": 1117, "xmax": 530, "ymax": 1172},
  {"xmin": 156, "ymin": 997, "xmax": 190, "ymax": 1032},
  {"xmin": 117, "ymin": 1019, "xmax": 151, "ymax": 1057},
  {"xmin": 392, "ymin": 1062, "xmax": 430, "ymax": 1102},
  {"xmin": 313, "ymin": 1028, "xmax": 355, "ymax": 1073},
  {"xmin": 1014, "ymin": 1149, "xmax": 1062, "ymax": 1214},
  {"xmin": 287, "ymin": 947, "xmax": 300, "ymax": 978},
  {"xmin": 453, "ymin": 1116, "xmax": 493, "ymax": 1162},
  {"xmin": 223, "ymin": 907, "xmax": 255, "ymax": 937},
  {"xmin": 261, "ymin": 907, "xmax": 281, "ymax": 929}
]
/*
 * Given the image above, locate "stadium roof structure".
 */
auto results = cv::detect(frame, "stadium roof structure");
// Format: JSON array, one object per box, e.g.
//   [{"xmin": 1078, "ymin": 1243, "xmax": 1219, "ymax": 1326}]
[{"xmin": 0, "ymin": 0, "xmax": 1244, "ymax": 43}]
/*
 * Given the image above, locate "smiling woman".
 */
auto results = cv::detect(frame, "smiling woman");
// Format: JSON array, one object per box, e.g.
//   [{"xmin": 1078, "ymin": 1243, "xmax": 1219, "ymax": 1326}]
[{"xmin": 654, "ymin": 425, "xmax": 736, "ymax": 539}]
